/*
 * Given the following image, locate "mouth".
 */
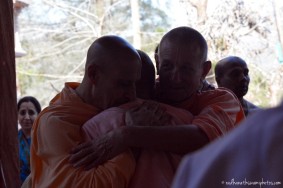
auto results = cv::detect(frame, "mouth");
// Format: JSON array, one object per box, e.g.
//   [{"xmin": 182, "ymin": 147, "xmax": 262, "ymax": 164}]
[
  {"xmin": 240, "ymin": 85, "xmax": 248, "ymax": 91},
  {"xmin": 21, "ymin": 122, "xmax": 33, "ymax": 128},
  {"xmin": 237, "ymin": 85, "xmax": 248, "ymax": 96}
]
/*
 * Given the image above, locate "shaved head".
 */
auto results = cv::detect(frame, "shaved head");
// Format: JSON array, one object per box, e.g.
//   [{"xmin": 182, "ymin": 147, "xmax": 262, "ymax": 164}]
[
  {"xmin": 215, "ymin": 56, "xmax": 249, "ymax": 99},
  {"xmin": 156, "ymin": 26, "xmax": 211, "ymax": 104},
  {"xmin": 215, "ymin": 56, "xmax": 246, "ymax": 79},
  {"xmin": 86, "ymin": 35, "xmax": 141, "ymax": 72},
  {"xmin": 159, "ymin": 27, "xmax": 208, "ymax": 64},
  {"xmin": 77, "ymin": 35, "xmax": 142, "ymax": 109}
]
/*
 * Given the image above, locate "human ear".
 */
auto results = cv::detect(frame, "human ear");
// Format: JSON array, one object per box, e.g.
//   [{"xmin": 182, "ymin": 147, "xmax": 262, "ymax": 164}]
[
  {"xmin": 87, "ymin": 64, "xmax": 100, "ymax": 84},
  {"xmin": 201, "ymin": 60, "xmax": 211, "ymax": 80},
  {"xmin": 215, "ymin": 76, "xmax": 221, "ymax": 86}
]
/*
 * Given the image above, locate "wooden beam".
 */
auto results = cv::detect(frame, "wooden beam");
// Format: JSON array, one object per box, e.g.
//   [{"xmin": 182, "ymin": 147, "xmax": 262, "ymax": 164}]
[{"xmin": 0, "ymin": 0, "xmax": 20, "ymax": 187}]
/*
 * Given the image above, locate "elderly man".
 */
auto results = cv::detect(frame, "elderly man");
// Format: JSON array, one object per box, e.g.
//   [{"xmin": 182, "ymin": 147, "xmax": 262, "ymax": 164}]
[
  {"xmin": 215, "ymin": 56, "xmax": 260, "ymax": 116},
  {"xmin": 69, "ymin": 27, "xmax": 245, "ymax": 188},
  {"xmin": 27, "ymin": 36, "xmax": 141, "ymax": 187}
]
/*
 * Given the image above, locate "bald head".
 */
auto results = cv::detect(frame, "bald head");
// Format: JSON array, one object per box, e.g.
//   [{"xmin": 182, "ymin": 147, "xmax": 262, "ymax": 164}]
[
  {"xmin": 77, "ymin": 35, "xmax": 142, "ymax": 109},
  {"xmin": 215, "ymin": 56, "xmax": 247, "ymax": 79},
  {"xmin": 86, "ymin": 35, "xmax": 140, "ymax": 72},
  {"xmin": 215, "ymin": 56, "xmax": 250, "ymax": 99},
  {"xmin": 159, "ymin": 26, "xmax": 208, "ymax": 64}
]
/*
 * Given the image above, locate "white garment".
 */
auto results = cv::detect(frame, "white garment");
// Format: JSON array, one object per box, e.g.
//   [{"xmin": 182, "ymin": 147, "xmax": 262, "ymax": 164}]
[{"xmin": 172, "ymin": 103, "xmax": 283, "ymax": 188}]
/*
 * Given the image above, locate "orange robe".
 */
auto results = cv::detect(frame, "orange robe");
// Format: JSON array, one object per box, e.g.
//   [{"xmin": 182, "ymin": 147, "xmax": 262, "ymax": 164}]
[
  {"xmin": 83, "ymin": 100, "xmax": 194, "ymax": 188},
  {"xmin": 29, "ymin": 82, "xmax": 135, "ymax": 188},
  {"xmin": 82, "ymin": 88, "xmax": 244, "ymax": 188},
  {"xmin": 176, "ymin": 88, "xmax": 245, "ymax": 141}
]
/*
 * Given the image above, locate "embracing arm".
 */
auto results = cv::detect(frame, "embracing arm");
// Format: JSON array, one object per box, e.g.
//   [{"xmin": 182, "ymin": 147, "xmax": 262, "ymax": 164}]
[
  {"xmin": 120, "ymin": 125, "xmax": 209, "ymax": 154},
  {"xmin": 69, "ymin": 101, "xmax": 209, "ymax": 169},
  {"xmin": 69, "ymin": 124, "xmax": 209, "ymax": 170}
]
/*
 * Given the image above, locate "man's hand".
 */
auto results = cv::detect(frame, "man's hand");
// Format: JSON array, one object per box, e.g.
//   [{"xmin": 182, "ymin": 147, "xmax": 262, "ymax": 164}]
[
  {"xmin": 69, "ymin": 128, "xmax": 127, "ymax": 170},
  {"xmin": 125, "ymin": 100, "xmax": 171, "ymax": 126}
]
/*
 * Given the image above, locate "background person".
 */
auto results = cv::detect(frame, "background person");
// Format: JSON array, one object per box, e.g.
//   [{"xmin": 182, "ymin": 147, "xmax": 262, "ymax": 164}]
[
  {"xmin": 17, "ymin": 96, "xmax": 41, "ymax": 184},
  {"xmin": 215, "ymin": 56, "xmax": 260, "ymax": 116},
  {"xmin": 136, "ymin": 49, "xmax": 156, "ymax": 100}
]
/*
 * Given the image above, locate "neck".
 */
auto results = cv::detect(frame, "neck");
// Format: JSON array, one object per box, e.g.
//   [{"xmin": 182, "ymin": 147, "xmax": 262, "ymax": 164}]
[
  {"xmin": 22, "ymin": 129, "xmax": 31, "ymax": 138},
  {"xmin": 238, "ymin": 97, "xmax": 245, "ymax": 106},
  {"xmin": 76, "ymin": 83, "xmax": 91, "ymax": 104},
  {"xmin": 75, "ymin": 81, "xmax": 102, "ymax": 109}
]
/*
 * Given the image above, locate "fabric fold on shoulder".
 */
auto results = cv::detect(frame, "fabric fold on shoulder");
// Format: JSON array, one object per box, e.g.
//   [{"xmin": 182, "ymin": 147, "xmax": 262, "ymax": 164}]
[{"xmin": 30, "ymin": 82, "xmax": 135, "ymax": 188}]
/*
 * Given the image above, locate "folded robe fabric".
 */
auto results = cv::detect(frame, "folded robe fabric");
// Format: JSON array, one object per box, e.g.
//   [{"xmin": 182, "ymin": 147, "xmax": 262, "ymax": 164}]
[
  {"xmin": 83, "ymin": 99, "xmax": 194, "ymax": 188},
  {"xmin": 172, "ymin": 102, "xmax": 283, "ymax": 188},
  {"xmin": 83, "ymin": 88, "xmax": 244, "ymax": 188},
  {"xmin": 177, "ymin": 88, "xmax": 245, "ymax": 141},
  {"xmin": 29, "ymin": 82, "xmax": 135, "ymax": 188}
]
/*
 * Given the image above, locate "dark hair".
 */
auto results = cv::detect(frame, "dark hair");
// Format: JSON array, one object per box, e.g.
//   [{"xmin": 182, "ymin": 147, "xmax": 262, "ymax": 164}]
[
  {"xmin": 137, "ymin": 50, "xmax": 156, "ymax": 85},
  {"xmin": 136, "ymin": 49, "xmax": 156, "ymax": 99},
  {"xmin": 17, "ymin": 96, "xmax": 41, "ymax": 114}
]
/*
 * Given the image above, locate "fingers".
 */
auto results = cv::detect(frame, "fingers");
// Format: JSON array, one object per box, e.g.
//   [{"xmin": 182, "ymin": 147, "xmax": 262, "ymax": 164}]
[
  {"xmin": 69, "ymin": 145, "xmax": 106, "ymax": 170},
  {"xmin": 69, "ymin": 133, "xmax": 115, "ymax": 170},
  {"xmin": 143, "ymin": 100, "xmax": 160, "ymax": 113},
  {"xmin": 69, "ymin": 143, "xmax": 95, "ymax": 167},
  {"xmin": 70, "ymin": 142, "xmax": 91, "ymax": 154},
  {"xmin": 126, "ymin": 100, "xmax": 170, "ymax": 127},
  {"xmin": 71, "ymin": 151, "xmax": 96, "ymax": 169},
  {"xmin": 84, "ymin": 156, "xmax": 105, "ymax": 171},
  {"xmin": 155, "ymin": 106, "xmax": 166, "ymax": 117}
]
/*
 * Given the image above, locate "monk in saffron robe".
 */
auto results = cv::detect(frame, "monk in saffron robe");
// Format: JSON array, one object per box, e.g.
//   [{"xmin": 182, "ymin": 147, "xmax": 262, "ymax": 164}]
[
  {"xmin": 80, "ymin": 49, "xmax": 191, "ymax": 187},
  {"xmin": 27, "ymin": 36, "xmax": 142, "ymax": 187},
  {"xmin": 69, "ymin": 27, "xmax": 245, "ymax": 188},
  {"xmin": 172, "ymin": 102, "xmax": 283, "ymax": 188},
  {"xmin": 82, "ymin": 100, "xmax": 194, "ymax": 188}
]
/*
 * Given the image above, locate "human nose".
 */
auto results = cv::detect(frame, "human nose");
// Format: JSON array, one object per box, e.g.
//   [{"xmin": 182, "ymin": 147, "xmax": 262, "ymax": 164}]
[
  {"xmin": 171, "ymin": 69, "xmax": 182, "ymax": 83},
  {"xmin": 240, "ymin": 73, "xmax": 249, "ymax": 82},
  {"xmin": 24, "ymin": 112, "xmax": 31, "ymax": 119}
]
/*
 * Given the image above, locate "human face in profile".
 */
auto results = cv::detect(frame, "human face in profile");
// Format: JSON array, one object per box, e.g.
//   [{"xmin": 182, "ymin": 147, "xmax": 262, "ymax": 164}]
[
  {"xmin": 94, "ymin": 56, "xmax": 141, "ymax": 110},
  {"xmin": 157, "ymin": 40, "xmax": 204, "ymax": 104},
  {"xmin": 18, "ymin": 101, "xmax": 39, "ymax": 133},
  {"xmin": 218, "ymin": 60, "xmax": 250, "ymax": 98}
]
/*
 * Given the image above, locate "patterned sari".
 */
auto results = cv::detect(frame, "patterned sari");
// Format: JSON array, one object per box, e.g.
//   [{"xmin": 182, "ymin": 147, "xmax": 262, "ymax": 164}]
[{"xmin": 18, "ymin": 129, "xmax": 31, "ymax": 184}]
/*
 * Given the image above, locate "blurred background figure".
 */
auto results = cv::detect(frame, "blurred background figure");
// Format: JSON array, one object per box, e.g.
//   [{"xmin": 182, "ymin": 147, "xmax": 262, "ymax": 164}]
[
  {"xmin": 215, "ymin": 56, "xmax": 260, "ymax": 116},
  {"xmin": 136, "ymin": 49, "xmax": 156, "ymax": 100},
  {"xmin": 17, "ymin": 96, "xmax": 41, "ymax": 184}
]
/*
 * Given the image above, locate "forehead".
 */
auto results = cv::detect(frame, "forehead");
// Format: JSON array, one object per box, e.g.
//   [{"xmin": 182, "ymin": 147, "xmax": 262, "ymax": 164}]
[
  {"xmin": 223, "ymin": 60, "xmax": 248, "ymax": 72},
  {"xmin": 159, "ymin": 39, "xmax": 204, "ymax": 65},
  {"xmin": 107, "ymin": 60, "xmax": 141, "ymax": 80},
  {"xmin": 19, "ymin": 102, "xmax": 36, "ymax": 110}
]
